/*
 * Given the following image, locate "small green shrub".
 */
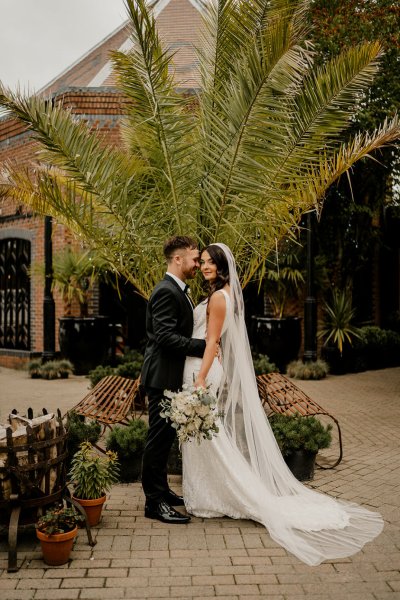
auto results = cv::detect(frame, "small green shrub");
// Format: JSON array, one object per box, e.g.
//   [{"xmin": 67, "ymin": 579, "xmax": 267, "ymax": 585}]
[
  {"xmin": 117, "ymin": 349, "xmax": 144, "ymax": 367},
  {"xmin": 27, "ymin": 359, "xmax": 42, "ymax": 378},
  {"xmin": 106, "ymin": 419, "xmax": 148, "ymax": 482},
  {"xmin": 252, "ymin": 353, "xmax": 278, "ymax": 375},
  {"xmin": 286, "ymin": 359, "xmax": 329, "ymax": 380},
  {"xmin": 268, "ymin": 414, "xmax": 332, "ymax": 456},
  {"xmin": 36, "ymin": 506, "xmax": 84, "ymax": 535},
  {"xmin": 115, "ymin": 361, "xmax": 142, "ymax": 380},
  {"xmin": 87, "ymin": 365, "xmax": 115, "ymax": 388},
  {"xmin": 27, "ymin": 358, "xmax": 74, "ymax": 379},
  {"xmin": 39, "ymin": 361, "xmax": 61, "ymax": 380},
  {"xmin": 66, "ymin": 411, "xmax": 101, "ymax": 469},
  {"xmin": 106, "ymin": 419, "xmax": 148, "ymax": 458},
  {"xmin": 58, "ymin": 359, "xmax": 74, "ymax": 378},
  {"xmin": 87, "ymin": 350, "xmax": 144, "ymax": 388}
]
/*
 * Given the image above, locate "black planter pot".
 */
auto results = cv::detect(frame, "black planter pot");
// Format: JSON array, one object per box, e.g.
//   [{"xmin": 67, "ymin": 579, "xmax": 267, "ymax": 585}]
[
  {"xmin": 250, "ymin": 316, "xmax": 302, "ymax": 371},
  {"xmin": 167, "ymin": 438, "xmax": 182, "ymax": 475},
  {"xmin": 321, "ymin": 343, "xmax": 365, "ymax": 375},
  {"xmin": 59, "ymin": 316, "xmax": 111, "ymax": 375},
  {"xmin": 284, "ymin": 449, "xmax": 317, "ymax": 481},
  {"xmin": 119, "ymin": 455, "xmax": 143, "ymax": 482}
]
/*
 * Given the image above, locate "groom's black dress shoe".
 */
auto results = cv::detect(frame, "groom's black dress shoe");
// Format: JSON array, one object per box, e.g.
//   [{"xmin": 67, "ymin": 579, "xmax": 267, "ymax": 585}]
[
  {"xmin": 145, "ymin": 500, "xmax": 191, "ymax": 524},
  {"xmin": 164, "ymin": 490, "xmax": 185, "ymax": 506}
]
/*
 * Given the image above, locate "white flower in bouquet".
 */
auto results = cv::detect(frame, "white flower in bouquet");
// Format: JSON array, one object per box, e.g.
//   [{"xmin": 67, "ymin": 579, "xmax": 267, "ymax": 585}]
[{"xmin": 160, "ymin": 384, "xmax": 221, "ymax": 445}]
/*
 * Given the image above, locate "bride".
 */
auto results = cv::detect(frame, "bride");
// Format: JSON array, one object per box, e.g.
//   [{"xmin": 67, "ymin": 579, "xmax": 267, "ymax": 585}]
[{"xmin": 182, "ymin": 242, "xmax": 383, "ymax": 566}]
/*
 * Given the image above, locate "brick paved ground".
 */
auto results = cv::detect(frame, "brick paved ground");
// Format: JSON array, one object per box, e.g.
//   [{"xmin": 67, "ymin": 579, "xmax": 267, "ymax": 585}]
[{"xmin": 0, "ymin": 366, "xmax": 399, "ymax": 600}]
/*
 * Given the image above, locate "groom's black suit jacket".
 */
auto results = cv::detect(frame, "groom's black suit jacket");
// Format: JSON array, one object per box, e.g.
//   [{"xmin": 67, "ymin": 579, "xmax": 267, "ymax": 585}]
[{"xmin": 141, "ymin": 275, "xmax": 206, "ymax": 392}]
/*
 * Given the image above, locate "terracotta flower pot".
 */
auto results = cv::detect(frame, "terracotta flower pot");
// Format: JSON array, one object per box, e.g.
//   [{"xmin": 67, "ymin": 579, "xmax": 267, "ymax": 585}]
[
  {"xmin": 72, "ymin": 494, "xmax": 106, "ymax": 526},
  {"xmin": 36, "ymin": 526, "xmax": 78, "ymax": 566}
]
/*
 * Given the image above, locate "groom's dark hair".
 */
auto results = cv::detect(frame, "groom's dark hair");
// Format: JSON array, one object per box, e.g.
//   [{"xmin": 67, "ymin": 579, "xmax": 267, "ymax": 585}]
[{"xmin": 163, "ymin": 236, "xmax": 198, "ymax": 262}]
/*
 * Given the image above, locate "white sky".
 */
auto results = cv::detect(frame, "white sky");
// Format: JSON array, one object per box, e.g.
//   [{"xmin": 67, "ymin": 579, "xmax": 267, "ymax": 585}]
[{"xmin": 0, "ymin": 0, "xmax": 127, "ymax": 92}]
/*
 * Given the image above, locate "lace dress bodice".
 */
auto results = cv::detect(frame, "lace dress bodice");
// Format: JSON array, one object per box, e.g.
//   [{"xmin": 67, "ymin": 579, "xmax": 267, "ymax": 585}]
[{"xmin": 183, "ymin": 289, "xmax": 230, "ymax": 393}]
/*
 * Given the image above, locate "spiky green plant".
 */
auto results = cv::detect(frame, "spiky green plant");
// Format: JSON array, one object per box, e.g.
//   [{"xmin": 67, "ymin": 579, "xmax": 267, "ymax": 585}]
[
  {"xmin": 1, "ymin": 0, "xmax": 399, "ymax": 299},
  {"xmin": 318, "ymin": 288, "xmax": 361, "ymax": 353},
  {"xmin": 68, "ymin": 441, "xmax": 120, "ymax": 500}
]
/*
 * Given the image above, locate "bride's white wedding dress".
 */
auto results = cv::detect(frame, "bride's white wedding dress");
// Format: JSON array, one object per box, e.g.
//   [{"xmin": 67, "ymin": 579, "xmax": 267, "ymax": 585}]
[{"xmin": 182, "ymin": 254, "xmax": 383, "ymax": 566}]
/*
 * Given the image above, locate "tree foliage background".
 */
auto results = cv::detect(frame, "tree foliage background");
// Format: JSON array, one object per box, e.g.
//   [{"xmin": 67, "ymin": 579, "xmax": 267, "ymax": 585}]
[
  {"xmin": 1, "ymin": 0, "xmax": 399, "ymax": 300},
  {"xmin": 305, "ymin": 1, "xmax": 400, "ymax": 313}
]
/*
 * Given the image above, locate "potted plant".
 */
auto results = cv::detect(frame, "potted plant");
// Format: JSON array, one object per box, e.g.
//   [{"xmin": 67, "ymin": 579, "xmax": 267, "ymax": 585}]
[
  {"xmin": 106, "ymin": 420, "xmax": 148, "ymax": 482},
  {"xmin": 251, "ymin": 244, "xmax": 305, "ymax": 371},
  {"xmin": 51, "ymin": 247, "xmax": 112, "ymax": 375},
  {"xmin": 68, "ymin": 441, "xmax": 120, "ymax": 525},
  {"xmin": 36, "ymin": 505, "xmax": 84, "ymax": 566},
  {"xmin": 318, "ymin": 288, "xmax": 361, "ymax": 374},
  {"xmin": 269, "ymin": 414, "xmax": 332, "ymax": 480}
]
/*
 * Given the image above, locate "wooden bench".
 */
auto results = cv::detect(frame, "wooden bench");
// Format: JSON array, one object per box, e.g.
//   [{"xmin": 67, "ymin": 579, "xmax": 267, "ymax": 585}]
[
  {"xmin": 256, "ymin": 373, "xmax": 343, "ymax": 469},
  {"xmin": 70, "ymin": 376, "xmax": 146, "ymax": 436}
]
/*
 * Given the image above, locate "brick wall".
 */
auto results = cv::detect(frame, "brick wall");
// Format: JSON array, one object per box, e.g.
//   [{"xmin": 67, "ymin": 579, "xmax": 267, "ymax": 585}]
[{"xmin": 0, "ymin": 90, "xmax": 126, "ymax": 366}]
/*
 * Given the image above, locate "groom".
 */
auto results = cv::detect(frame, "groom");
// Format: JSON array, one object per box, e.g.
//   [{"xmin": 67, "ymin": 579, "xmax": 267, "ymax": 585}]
[{"xmin": 141, "ymin": 236, "xmax": 206, "ymax": 524}]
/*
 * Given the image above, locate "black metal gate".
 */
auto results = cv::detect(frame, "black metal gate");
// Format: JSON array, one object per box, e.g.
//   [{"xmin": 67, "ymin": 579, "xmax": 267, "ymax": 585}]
[{"xmin": 0, "ymin": 238, "xmax": 31, "ymax": 350}]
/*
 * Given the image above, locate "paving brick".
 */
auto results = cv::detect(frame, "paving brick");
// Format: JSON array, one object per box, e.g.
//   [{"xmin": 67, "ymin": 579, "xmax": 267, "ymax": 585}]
[
  {"xmin": 105, "ymin": 576, "xmax": 148, "ymax": 587},
  {"xmin": 80, "ymin": 589, "xmax": 125, "ymax": 599},
  {"xmin": 212, "ymin": 566, "xmax": 253, "ymax": 575},
  {"xmin": 17, "ymin": 578, "xmax": 62, "ymax": 589},
  {"xmin": 61, "ymin": 577, "xmax": 104, "ymax": 588},
  {"xmin": 192, "ymin": 575, "xmax": 235, "ymax": 585},
  {"xmin": 1, "ymin": 368, "xmax": 399, "ymax": 600},
  {"xmin": 170, "ymin": 585, "xmax": 215, "ymax": 597},
  {"xmin": 43, "ymin": 569, "xmax": 86, "ymax": 578},
  {"xmin": 0, "ymin": 578, "xmax": 18, "ymax": 589},
  {"xmin": 215, "ymin": 585, "xmax": 260, "ymax": 595},
  {"xmin": 1, "ymin": 592, "xmax": 35, "ymax": 600},
  {"xmin": 34, "ymin": 590, "xmax": 80, "ymax": 600}
]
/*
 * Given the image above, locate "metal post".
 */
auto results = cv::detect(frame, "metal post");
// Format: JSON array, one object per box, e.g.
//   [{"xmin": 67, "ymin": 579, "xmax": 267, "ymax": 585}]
[
  {"xmin": 303, "ymin": 210, "xmax": 317, "ymax": 362},
  {"xmin": 42, "ymin": 216, "xmax": 56, "ymax": 362}
]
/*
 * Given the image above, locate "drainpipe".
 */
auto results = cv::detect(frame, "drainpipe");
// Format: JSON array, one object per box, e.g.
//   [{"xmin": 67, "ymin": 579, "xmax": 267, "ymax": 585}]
[
  {"xmin": 42, "ymin": 215, "xmax": 56, "ymax": 361},
  {"xmin": 303, "ymin": 210, "xmax": 317, "ymax": 362}
]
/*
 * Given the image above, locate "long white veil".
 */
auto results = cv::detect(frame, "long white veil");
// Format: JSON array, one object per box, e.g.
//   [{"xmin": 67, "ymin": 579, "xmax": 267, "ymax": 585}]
[{"xmin": 214, "ymin": 242, "xmax": 383, "ymax": 566}]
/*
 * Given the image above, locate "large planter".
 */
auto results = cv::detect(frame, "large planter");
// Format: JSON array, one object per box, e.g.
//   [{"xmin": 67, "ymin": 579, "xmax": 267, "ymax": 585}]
[
  {"xmin": 251, "ymin": 316, "xmax": 302, "ymax": 371},
  {"xmin": 36, "ymin": 526, "xmax": 78, "ymax": 566},
  {"xmin": 72, "ymin": 495, "xmax": 106, "ymax": 526},
  {"xmin": 284, "ymin": 450, "xmax": 317, "ymax": 481},
  {"xmin": 59, "ymin": 316, "xmax": 111, "ymax": 375},
  {"xmin": 118, "ymin": 455, "xmax": 143, "ymax": 483},
  {"xmin": 167, "ymin": 438, "xmax": 182, "ymax": 476}
]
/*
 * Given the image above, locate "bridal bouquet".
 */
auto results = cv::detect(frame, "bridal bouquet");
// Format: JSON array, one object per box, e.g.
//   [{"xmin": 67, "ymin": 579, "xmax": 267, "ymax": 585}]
[{"xmin": 161, "ymin": 385, "xmax": 220, "ymax": 445}]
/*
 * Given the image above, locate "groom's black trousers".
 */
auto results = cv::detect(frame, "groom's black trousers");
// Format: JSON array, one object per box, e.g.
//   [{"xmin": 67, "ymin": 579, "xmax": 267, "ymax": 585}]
[{"xmin": 142, "ymin": 387, "xmax": 177, "ymax": 504}]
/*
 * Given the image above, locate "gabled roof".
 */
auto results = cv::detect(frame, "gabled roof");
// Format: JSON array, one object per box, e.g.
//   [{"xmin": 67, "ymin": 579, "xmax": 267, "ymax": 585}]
[{"xmin": 40, "ymin": 0, "xmax": 206, "ymax": 96}]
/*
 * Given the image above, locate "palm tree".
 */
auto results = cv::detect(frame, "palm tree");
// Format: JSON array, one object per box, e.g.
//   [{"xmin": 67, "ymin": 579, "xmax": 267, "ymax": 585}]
[{"xmin": 0, "ymin": 0, "xmax": 399, "ymax": 299}]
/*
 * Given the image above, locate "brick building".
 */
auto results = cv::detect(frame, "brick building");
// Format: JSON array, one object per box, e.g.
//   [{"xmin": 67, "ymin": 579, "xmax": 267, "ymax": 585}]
[
  {"xmin": 0, "ymin": 0, "xmax": 205, "ymax": 368},
  {"xmin": 1, "ymin": 0, "xmax": 398, "ymax": 370}
]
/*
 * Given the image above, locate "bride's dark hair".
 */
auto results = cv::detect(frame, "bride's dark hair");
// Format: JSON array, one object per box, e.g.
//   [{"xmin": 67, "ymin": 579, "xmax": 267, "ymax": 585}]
[{"xmin": 202, "ymin": 244, "xmax": 230, "ymax": 300}]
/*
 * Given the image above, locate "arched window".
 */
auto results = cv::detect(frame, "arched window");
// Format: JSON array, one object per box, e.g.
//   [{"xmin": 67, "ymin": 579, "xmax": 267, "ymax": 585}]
[{"xmin": 0, "ymin": 238, "xmax": 31, "ymax": 350}]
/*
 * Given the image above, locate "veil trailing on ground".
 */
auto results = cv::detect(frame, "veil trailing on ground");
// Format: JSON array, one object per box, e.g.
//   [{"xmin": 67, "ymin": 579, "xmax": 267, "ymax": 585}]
[{"xmin": 213, "ymin": 242, "xmax": 383, "ymax": 566}]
